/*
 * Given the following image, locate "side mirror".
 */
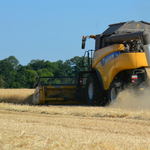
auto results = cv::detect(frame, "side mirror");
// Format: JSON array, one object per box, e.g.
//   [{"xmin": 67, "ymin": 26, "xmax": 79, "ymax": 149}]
[{"xmin": 81, "ymin": 36, "xmax": 86, "ymax": 49}]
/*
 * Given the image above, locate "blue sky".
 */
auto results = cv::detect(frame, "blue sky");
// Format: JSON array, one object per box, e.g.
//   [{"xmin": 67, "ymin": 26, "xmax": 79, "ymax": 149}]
[{"xmin": 0, "ymin": 0, "xmax": 150, "ymax": 65}]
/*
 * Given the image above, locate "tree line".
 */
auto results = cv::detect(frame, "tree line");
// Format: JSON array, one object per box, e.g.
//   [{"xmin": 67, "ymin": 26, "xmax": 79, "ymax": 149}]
[{"xmin": 0, "ymin": 55, "xmax": 90, "ymax": 88}]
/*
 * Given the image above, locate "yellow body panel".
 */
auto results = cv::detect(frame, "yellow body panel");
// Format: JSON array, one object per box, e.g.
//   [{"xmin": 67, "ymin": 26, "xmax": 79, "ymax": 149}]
[
  {"xmin": 92, "ymin": 44, "xmax": 124, "ymax": 68},
  {"xmin": 115, "ymin": 53, "xmax": 148, "ymax": 72},
  {"xmin": 95, "ymin": 59, "xmax": 117, "ymax": 90},
  {"xmin": 136, "ymin": 53, "xmax": 148, "ymax": 67},
  {"xmin": 92, "ymin": 44, "xmax": 148, "ymax": 90}
]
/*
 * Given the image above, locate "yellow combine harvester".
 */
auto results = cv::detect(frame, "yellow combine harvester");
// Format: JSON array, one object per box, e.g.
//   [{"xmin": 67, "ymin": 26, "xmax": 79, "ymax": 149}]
[{"xmin": 33, "ymin": 20, "xmax": 150, "ymax": 105}]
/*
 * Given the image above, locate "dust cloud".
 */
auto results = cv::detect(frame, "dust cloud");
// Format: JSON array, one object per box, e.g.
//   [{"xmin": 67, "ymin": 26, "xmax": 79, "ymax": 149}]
[{"xmin": 108, "ymin": 88, "xmax": 150, "ymax": 110}]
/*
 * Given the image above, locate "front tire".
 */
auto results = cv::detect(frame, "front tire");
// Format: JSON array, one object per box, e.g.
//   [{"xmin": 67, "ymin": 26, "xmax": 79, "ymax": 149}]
[{"xmin": 86, "ymin": 73, "xmax": 103, "ymax": 105}]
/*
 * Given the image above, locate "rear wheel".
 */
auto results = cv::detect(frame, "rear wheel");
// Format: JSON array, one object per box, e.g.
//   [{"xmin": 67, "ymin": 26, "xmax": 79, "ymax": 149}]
[
  {"xmin": 107, "ymin": 82, "xmax": 117, "ymax": 103},
  {"xmin": 107, "ymin": 81, "xmax": 123, "ymax": 104},
  {"xmin": 86, "ymin": 73, "xmax": 104, "ymax": 105}
]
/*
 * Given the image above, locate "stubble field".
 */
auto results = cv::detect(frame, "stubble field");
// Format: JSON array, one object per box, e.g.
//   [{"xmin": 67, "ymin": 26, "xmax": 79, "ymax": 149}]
[{"xmin": 0, "ymin": 89, "xmax": 150, "ymax": 150}]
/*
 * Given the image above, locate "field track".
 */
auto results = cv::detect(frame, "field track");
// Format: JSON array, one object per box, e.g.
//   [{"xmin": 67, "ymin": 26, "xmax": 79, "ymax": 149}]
[
  {"xmin": 0, "ymin": 103, "xmax": 150, "ymax": 150},
  {"xmin": 0, "ymin": 89, "xmax": 150, "ymax": 149}
]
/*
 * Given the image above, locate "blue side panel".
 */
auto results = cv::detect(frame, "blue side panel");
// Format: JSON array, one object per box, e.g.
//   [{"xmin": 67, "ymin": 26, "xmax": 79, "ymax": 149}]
[{"xmin": 101, "ymin": 51, "xmax": 120, "ymax": 67}]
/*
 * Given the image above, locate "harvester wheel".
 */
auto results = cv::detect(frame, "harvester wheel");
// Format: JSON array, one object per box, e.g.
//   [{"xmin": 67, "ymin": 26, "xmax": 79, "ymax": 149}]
[
  {"xmin": 86, "ymin": 73, "xmax": 103, "ymax": 105},
  {"xmin": 107, "ymin": 82, "xmax": 118, "ymax": 104},
  {"xmin": 107, "ymin": 80, "xmax": 124, "ymax": 104}
]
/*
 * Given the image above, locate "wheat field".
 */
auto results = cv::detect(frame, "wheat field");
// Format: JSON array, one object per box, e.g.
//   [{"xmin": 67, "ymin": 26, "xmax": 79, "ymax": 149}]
[
  {"xmin": 0, "ymin": 89, "xmax": 150, "ymax": 150},
  {"xmin": 0, "ymin": 89, "xmax": 35, "ymax": 104}
]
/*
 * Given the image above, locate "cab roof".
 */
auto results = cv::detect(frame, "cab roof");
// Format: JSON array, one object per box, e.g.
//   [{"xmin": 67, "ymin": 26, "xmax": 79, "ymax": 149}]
[{"xmin": 102, "ymin": 20, "xmax": 150, "ymax": 35}]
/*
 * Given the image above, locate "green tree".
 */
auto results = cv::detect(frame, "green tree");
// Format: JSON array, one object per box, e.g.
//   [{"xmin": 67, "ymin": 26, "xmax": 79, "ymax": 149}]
[
  {"xmin": 44, "ymin": 61, "xmax": 59, "ymax": 73},
  {"xmin": 54, "ymin": 60, "xmax": 72, "ymax": 77},
  {"xmin": 13, "ymin": 66, "xmax": 28, "ymax": 88},
  {"xmin": 0, "ymin": 59, "xmax": 14, "ymax": 88},
  {"xmin": 67, "ymin": 56, "xmax": 83, "ymax": 77},
  {"xmin": 5, "ymin": 56, "xmax": 19, "ymax": 69},
  {"xmin": 0, "ymin": 75, "xmax": 5, "ymax": 88},
  {"xmin": 26, "ymin": 70, "xmax": 38, "ymax": 88},
  {"xmin": 37, "ymin": 68, "xmax": 54, "ymax": 84},
  {"xmin": 0, "ymin": 55, "xmax": 89, "ymax": 88},
  {"xmin": 28, "ymin": 59, "xmax": 45, "ymax": 71},
  {"xmin": 12, "ymin": 82, "xmax": 20, "ymax": 88}
]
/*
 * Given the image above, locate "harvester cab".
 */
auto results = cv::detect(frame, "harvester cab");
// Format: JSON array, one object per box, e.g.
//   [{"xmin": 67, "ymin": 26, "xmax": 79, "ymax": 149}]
[{"xmin": 33, "ymin": 20, "xmax": 150, "ymax": 106}]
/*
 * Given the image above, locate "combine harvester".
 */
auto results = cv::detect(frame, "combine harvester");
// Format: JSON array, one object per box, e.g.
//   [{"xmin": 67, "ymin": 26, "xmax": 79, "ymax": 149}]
[{"xmin": 33, "ymin": 20, "xmax": 150, "ymax": 106}]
